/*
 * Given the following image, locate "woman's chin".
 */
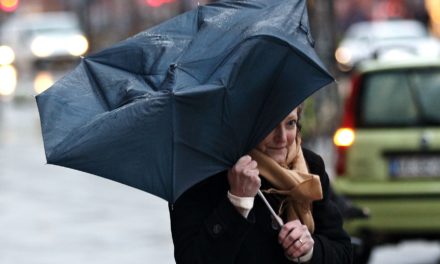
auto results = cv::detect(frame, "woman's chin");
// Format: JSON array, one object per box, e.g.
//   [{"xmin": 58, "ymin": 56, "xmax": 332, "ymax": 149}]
[{"xmin": 267, "ymin": 153, "xmax": 287, "ymax": 164}]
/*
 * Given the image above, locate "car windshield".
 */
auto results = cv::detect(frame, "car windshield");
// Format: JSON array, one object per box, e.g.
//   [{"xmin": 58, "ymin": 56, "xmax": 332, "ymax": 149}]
[
  {"xmin": 358, "ymin": 68, "xmax": 440, "ymax": 127},
  {"xmin": 372, "ymin": 23, "xmax": 427, "ymax": 40},
  {"xmin": 346, "ymin": 21, "xmax": 428, "ymax": 42},
  {"xmin": 29, "ymin": 27, "xmax": 79, "ymax": 36}
]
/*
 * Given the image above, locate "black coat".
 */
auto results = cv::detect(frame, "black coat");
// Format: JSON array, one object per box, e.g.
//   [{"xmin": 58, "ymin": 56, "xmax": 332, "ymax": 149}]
[{"xmin": 169, "ymin": 148, "xmax": 353, "ymax": 263}]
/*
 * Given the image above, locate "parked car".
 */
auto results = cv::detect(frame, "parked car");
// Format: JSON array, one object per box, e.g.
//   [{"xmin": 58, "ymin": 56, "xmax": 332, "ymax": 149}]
[
  {"xmin": 333, "ymin": 54, "xmax": 440, "ymax": 264},
  {"xmin": 0, "ymin": 12, "xmax": 88, "ymax": 74},
  {"xmin": 335, "ymin": 19, "xmax": 440, "ymax": 72}
]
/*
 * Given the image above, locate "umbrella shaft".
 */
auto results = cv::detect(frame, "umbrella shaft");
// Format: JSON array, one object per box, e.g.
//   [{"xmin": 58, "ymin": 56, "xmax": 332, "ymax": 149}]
[{"xmin": 257, "ymin": 190, "xmax": 284, "ymax": 228}]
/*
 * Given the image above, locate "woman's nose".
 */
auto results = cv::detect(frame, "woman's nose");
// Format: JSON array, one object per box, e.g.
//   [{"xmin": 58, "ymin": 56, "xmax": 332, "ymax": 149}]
[{"xmin": 273, "ymin": 125, "xmax": 287, "ymax": 143}]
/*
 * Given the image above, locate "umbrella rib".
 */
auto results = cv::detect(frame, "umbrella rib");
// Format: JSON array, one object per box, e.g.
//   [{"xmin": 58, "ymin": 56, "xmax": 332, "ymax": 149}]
[
  {"xmin": 47, "ymin": 99, "xmax": 144, "ymax": 161},
  {"xmin": 177, "ymin": 140, "xmax": 232, "ymax": 167},
  {"xmin": 82, "ymin": 59, "xmax": 112, "ymax": 111},
  {"xmin": 177, "ymin": 32, "xmax": 332, "ymax": 88},
  {"xmin": 82, "ymin": 58, "xmax": 163, "ymax": 110}
]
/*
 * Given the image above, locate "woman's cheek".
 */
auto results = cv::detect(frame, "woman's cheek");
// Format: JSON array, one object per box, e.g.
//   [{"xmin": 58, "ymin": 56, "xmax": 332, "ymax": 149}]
[{"xmin": 287, "ymin": 132, "xmax": 296, "ymax": 146}]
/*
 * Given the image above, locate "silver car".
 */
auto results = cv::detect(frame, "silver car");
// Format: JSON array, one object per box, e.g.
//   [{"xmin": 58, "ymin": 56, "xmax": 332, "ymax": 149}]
[
  {"xmin": 335, "ymin": 20, "xmax": 440, "ymax": 72},
  {"xmin": 0, "ymin": 12, "xmax": 88, "ymax": 73}
]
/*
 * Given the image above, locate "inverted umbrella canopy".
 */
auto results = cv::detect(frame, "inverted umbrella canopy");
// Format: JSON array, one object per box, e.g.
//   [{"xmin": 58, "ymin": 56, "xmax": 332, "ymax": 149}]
[{"xmin": 36, "ymin": 0, "xmax": 333, "ymax": 202}]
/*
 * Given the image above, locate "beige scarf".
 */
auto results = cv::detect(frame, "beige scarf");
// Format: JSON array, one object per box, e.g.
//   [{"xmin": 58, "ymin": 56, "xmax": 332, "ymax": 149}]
[{"xmin": 249, "ymin": 142, "xmax": 323, "ymax": 233}]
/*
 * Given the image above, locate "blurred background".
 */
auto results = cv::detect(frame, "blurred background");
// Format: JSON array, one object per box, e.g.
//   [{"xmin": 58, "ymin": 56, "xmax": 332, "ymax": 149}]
[{"xmin": 1, "ymin": 0, "xmax": 440, "ymax": 263}]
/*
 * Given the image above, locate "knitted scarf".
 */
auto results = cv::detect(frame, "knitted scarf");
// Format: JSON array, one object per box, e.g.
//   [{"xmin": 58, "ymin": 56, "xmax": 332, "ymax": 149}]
[{"xmin": 249, "ymin": 142, "xmax": 323, "ymax": 233}]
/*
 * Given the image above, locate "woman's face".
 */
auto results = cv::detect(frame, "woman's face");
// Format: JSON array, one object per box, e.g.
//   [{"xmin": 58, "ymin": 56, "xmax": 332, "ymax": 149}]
[{"xmin": 256, "ymin": 108, "xmax": 298, "ymax": 164}]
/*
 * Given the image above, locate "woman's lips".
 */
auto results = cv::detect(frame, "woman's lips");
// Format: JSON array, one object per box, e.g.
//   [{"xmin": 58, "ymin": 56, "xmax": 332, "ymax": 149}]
[{"xmin": 267, "ymin": 147, "xmax": 287, "ymax": 152}]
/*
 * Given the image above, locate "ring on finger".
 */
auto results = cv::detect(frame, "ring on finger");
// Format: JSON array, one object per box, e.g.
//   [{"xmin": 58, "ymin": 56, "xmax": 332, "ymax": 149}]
[{"xmin": 298, "ymin": 239, "xmax": 304, "ymax": 245}]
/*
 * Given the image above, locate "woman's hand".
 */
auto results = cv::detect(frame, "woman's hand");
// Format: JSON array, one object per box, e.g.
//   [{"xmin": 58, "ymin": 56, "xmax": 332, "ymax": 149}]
[
  {"xmin": 278, "ymin": 220, "xmax": 314, "ymax": 260},
  {"xmin": 228, "ymin": 155, "xmax": 260, "ymax": 197}
]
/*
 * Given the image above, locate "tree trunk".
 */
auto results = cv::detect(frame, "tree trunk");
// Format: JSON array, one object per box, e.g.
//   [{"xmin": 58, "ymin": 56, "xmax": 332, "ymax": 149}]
[{"xmin": 304, "ymin": 0, "xmax": 341, "ymax": 138}]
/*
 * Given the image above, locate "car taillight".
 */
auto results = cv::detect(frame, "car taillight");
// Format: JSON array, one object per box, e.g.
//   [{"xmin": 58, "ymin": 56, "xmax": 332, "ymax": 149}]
[
  {"xmin": 334, "ymin": 128, "xmax": 355, "ymax": 176},
  {"xmin": 334, "ymin": 73, "xmax": 361, "ymax": 176},
  {"xmin": 335, "ymin": 146, "xmax": 347, "ymax": 176},
  {"xmin": 333, "ymin": 128, "xmax": 355, "ymax": 147}
]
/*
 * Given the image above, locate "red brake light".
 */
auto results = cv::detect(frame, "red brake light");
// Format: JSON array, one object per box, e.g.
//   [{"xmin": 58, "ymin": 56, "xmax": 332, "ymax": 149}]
[
  {"xmin": 333, "ymin": 128, "xmax": 355, "ymax": 147},
  {"xmin": 335, "ymin": 146, "xmax": 347, "ymax": 176},
  {"xmin": 334, "ymin": 128, "xmax": 355, "ymax": 176},
  {"xmin": 334, "ymin": 73, "xmax": 362, "ymax": 176},
  {"xmin": 342, "ymin": 73, "xmax": 362, "ymax": 127},
  {"xmin": 0, "ymin": 0, "xmax": 19, "ymax": 12},
  {"xmin": 145, "ymin": 0, "xmax": 175, "ymax": 7}
]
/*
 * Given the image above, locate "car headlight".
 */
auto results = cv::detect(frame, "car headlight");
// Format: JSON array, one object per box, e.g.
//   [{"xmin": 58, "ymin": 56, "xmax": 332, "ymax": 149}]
[
  {"xmin": 335, "ymin": 47, "xmax": 352, "ymax": 65},
  {"xmin": 31, "ymin": 36, "xmax": 53, "ymax": 58},
  {"xmin": 68, "ymin": 35, "xmax": 88, "ymax": 56},
  {"xmin": 0, "ymin": 64, "xmax": 17, "ymax": 96},
  {"xmin": 34, "ymin": 71, "xmax": 54, "ymax": 94},
  {"xmin": 0, "ymin": 45, "xmax": 15, "ymax": 65}
]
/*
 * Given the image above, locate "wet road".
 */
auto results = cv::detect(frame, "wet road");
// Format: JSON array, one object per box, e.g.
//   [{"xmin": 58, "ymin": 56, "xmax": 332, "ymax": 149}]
[
  {"xmin": 0, "ymin": 100, "xmax": 174, "ymax": 264},
  {"xmin": 0, "ymin": 100, "xmax": 439, "ymax": 264}
]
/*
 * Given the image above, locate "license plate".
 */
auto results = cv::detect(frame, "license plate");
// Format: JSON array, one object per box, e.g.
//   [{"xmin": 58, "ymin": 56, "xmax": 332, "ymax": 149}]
[{"xmin": 389, "ymin": 156, "xmax": 440, "ymax": 178}]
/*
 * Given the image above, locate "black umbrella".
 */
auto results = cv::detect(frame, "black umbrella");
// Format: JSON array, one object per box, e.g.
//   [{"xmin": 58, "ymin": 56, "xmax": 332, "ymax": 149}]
[{"xmin": 36, "ymin": 0, "xmax": 333, "ymax": 202}]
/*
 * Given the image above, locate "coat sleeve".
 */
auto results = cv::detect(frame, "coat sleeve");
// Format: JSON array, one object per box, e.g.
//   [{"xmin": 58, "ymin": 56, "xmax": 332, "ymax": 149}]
[
  {"xmin": 169, "ymin": 175, "xmax": 255, "ymax": 264},
  {"xmin": 307, "ymin": 153, "xmax": 353, "ymax": 264}
]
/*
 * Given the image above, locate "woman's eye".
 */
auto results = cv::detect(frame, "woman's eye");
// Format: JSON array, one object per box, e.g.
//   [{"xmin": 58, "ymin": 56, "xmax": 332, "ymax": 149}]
[{"xmin": 287, "ymin": 119, "xmax": 297, "ymax": 127}]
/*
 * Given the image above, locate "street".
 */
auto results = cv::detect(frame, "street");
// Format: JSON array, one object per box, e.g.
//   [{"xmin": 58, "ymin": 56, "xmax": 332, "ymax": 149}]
[
  {"xmin": 0, "ymin": 99, "xmax": 439, "ymax": 264},
  {"xmin": 0, "ymin": 100, "xmax": 174, "ymax": 264}
]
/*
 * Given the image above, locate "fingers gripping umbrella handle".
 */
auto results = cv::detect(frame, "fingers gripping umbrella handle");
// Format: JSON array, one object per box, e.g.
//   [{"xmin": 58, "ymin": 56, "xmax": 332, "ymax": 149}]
[
  {"xmin": 258, "ymin": 191, "xmax": 303, "ymax": 263},
  {"xmin": 257, "ymin": 190, "xmax": 284, "ymax": 228}
]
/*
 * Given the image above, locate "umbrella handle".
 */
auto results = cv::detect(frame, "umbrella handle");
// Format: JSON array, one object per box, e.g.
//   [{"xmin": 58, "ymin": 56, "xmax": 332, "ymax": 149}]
[
  {"xmin": 258, "ymin": 191, "xmax": 303, "ymax": 263},
  {"xmin": 257, "ymin": 190, "xmax": 284, "ymax": 228}
]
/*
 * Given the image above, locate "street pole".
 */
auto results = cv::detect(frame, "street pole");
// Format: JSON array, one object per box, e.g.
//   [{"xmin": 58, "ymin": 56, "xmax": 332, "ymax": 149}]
[
  {"xmin": 306, "ymin": 0, "xmax": 341, "ymax": 138},
  {"xmin": 308, "ymin": 0, "xmax": 337, "ymax": 75}
]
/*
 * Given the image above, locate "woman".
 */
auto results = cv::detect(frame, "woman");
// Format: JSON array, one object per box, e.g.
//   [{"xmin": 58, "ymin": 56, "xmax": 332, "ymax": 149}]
[{"xmin": 169, "ymin": 106, "xmax": 352, "ymax": 263}]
